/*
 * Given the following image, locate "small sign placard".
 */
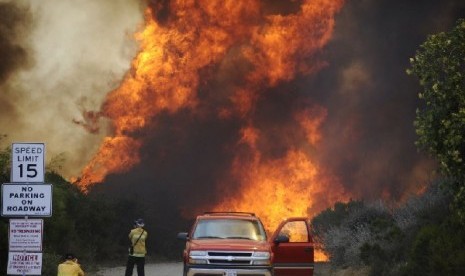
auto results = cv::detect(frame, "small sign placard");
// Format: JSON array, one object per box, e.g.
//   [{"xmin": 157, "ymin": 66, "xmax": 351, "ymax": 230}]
[
  {"xmin": 7, "ymin": 252, "xmax": 42, "ymax": 275},
  {"xmin": 9, "ymin": 219, "xmax": 43, "ymax": 252}
]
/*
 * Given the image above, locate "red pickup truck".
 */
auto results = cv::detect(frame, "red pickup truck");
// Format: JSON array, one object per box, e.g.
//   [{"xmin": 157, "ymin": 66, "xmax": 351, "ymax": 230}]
[{"xmin": 177, "ymin": 212, "xmax": 314, "ymax": 276}]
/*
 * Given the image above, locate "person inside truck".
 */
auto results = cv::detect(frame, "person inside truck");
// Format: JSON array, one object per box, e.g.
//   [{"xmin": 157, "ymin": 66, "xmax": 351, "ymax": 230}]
[{"xmin": 278, "ymin": 220, "xmax": 309, "ymax": 242}]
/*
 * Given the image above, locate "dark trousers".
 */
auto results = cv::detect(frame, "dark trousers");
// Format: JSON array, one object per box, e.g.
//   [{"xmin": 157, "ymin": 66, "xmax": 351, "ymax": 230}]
[{"xmin": 125, "ymin": 255, "xmax": 145, "ymax": 276}]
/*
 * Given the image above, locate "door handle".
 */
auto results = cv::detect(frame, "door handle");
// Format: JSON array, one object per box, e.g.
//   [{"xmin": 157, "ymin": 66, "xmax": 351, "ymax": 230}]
[{"xmin": 304, "ymin": 247, "xmax": 312, "ymax": 252}]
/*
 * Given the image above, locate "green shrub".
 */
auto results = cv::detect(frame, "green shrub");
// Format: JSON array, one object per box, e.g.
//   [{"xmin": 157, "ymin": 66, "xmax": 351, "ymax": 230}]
[
  {"xmin": 403, "ymin": 215, "xmax": 465, "ymax": 276},
  {"xmin": 312, "ymin": 182, "xmax": 453, "ymax": 275}
]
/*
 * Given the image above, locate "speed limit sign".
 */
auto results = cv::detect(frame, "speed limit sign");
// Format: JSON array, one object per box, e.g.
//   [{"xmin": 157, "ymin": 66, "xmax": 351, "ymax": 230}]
[{"xmin": 11, "ymin": 143, "xmax": 45, "ymax": 183}]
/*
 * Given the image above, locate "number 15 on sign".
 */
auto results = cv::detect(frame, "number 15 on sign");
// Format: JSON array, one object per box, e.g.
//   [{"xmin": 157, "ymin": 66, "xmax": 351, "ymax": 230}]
[{"xmin": 11, "ymin": 143, "xmax": 45, "ymax": 183}]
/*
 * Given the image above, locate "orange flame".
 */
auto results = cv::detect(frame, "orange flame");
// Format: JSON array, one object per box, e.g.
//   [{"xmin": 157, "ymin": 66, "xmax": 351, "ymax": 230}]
[
  {"xmin": 212, "ymin": 109, "xmax": 347, "ymax": 261},
  {"xmin": 75, "ymin": 0, "xmax": 346, "ymax": 260},
  {"xmin": 75, "ymin": 1, "xmax": 262, "ymax": 189}
]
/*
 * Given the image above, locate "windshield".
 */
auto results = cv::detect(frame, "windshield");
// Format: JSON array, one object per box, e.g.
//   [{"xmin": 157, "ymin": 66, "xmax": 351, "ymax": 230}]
[{"xmin": 192, "ymin": 218, "xmax": 267, "ymax": 241}]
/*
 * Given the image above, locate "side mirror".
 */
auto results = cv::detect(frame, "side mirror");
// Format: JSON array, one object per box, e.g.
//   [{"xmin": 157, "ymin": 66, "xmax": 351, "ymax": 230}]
[
  {"xmin": 274, "ymin": 234, "xmax": 289, "ymax": 244},
  {"xmin": 177, "ymin": 232, "xmax": 189, "ymax": 241}
]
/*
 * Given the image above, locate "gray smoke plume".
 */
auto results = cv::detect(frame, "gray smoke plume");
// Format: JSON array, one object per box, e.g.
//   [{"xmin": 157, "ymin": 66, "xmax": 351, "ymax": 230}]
[
  {"xmin": 96, "ymin": 0, "xmax": 465, "ymax": 204},
  {"xmin": 315, "ymin": 0, "xmax": 465, "ymax": 200},
  {"xmin": 0, "ymin": 0, "xmax": 143, "ymax": 176}
]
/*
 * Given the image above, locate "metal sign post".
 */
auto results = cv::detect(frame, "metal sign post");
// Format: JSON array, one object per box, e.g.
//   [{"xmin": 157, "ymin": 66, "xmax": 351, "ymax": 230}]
[{"xmin": 2, "ymin": 143, "xmax": 51, "ymax": 276}]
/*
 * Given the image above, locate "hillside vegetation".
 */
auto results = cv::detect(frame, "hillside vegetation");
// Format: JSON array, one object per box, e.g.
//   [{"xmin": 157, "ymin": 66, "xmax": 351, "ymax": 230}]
[{"xmin": 312, "ymin": 183, "xmax": 465, "ymax": 275}]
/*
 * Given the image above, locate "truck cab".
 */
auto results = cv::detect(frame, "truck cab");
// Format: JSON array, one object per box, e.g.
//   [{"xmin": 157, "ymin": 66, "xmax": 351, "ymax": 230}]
[{"xmin": 177, "ymin": 212, "xmax": 314, "ymax": 276}]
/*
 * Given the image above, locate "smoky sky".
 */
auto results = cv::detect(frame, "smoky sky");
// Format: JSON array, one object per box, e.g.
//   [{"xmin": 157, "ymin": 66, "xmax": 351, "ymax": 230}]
[
  {"xmin": 0, "ymin": 1, "xmax": 31, "ymax": 122},
  {"xmin": 0, "ymin": 2, "xmax": 30, "ymax": 84},
  {"xmin": 97, "ymin": 0, "xmax": 465, "ymax": 200},
  {"xmin": 313, "ymin": 0, "xmax": 465, "ymax": 199},
  {"xmin": 0, "ymin": 0, "xmax": 143, "ymax": 175}
]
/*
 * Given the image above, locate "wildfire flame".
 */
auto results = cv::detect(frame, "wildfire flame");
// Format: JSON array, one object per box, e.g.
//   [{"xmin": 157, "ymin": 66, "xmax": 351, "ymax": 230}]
[
  {"xmin": 74, "ymin": 0, "xmax": 346, "ymax": 261},
  {"xmin": 213, "ymin": 108, "xmax": 348, "ymax": 261}
]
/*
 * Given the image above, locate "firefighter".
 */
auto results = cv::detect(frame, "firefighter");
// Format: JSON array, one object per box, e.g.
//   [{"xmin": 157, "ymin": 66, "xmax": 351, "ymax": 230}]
[{"xmin": 125, "ymin": 218, "xmax": 148, "ymax": 276}]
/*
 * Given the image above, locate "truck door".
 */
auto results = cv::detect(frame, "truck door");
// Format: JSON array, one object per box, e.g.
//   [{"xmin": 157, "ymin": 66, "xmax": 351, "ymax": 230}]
[{"xmin": 270, "ymin": 218, "xmax": 314, "ymax": 276}]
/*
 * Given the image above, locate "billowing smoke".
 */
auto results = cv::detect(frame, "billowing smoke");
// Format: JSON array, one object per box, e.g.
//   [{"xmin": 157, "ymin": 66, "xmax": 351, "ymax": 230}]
[
  {"xmin": 86, "ymin": 1, "xmax": 465, "ymax": 245},
  {"xmin": 2, "ymin": 0, "xmax": 465, "ymax": 257},
  {"xmin": 78, "ymin": 0, "xmax": 465, "ymax": 249},
  {"xmin": 78, "ymin": 0, "xmax": 348, "ymax": 234},
  {"xmin": 316, "ymin": 0, "xmax": 465, "ymax": 200},
  {"xmin": 0, "ymin": 1, "xmax": 31, "ymax": 128},
  {"xmin": 0, "ymin": 0, "xmax": 143, "ymax": 175}
]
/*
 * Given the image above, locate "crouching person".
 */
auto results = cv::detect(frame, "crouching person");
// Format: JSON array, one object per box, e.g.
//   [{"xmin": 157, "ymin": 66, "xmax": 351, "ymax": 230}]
[{"xmin": 57, "ymin": 253, "xmax": 85, "ymax": 276}]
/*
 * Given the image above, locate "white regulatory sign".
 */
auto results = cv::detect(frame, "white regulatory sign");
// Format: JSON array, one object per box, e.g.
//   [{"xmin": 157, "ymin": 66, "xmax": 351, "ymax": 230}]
[
  {"xmin": 1, "ymin": 184, "xmax": 53, "ymax": 217},
  {"xmin": 11, "ymin": 143, "xmax": 45, "ymax": 183},
  {"xmin": 7, "ymin": 252, "xmax": 42, "ymax": 275},
  {"xmin": 9, "ymin": 219, "xmax": 43, "ymax": 252}
]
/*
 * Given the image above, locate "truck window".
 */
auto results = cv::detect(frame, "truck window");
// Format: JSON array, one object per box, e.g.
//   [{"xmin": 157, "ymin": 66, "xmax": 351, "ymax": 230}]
[
  {"xmin": 278, "ymin": 220, "xmax": 309, "ymax": 242},
  {"xmin": 193, "ymin": 219, "xmax": 267, "ymax": 241}
]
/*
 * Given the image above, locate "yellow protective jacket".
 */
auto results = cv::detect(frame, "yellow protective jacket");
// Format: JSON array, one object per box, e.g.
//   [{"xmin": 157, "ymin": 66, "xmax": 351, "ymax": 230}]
[
  {"xmin": 57, "ymin": 260, "xmax": 84, "ymax": 276},
  {"xmin": 129, "ymin": 227, "xmax": 148, "ymax": 257}
]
